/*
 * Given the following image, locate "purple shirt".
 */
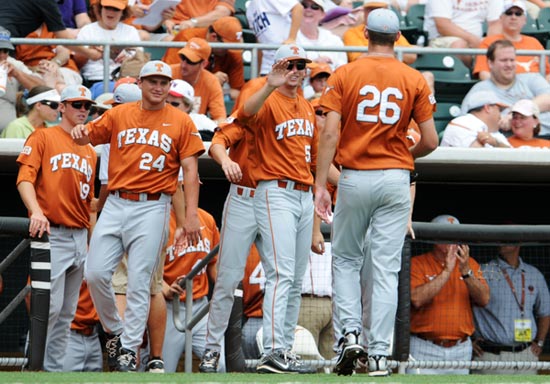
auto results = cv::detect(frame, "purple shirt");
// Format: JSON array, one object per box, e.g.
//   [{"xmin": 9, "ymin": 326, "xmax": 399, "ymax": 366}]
[{"xmin": 58, "ymin": 0, "xmax": 88, "ymax": 29}]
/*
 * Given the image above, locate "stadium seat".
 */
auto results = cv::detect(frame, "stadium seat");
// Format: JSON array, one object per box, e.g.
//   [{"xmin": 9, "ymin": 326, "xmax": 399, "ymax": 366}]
[
  {"xmin": 535, "ymin": 8, "xmax": 550, "ymax": 47},
  {"xmin": 405, "ymin": 3, "xmax": 428, "ymax": 46},
  {"xmin": 144, "ymin": 46, "xmax": 166, "ymax": 61},
  {"xmin": 411, "ymin": 53, "xmax": 477, "ymax": 104},
  {"xmin": 433, "ymin": 102, "xmax": 462, "ymax": 141},
  {"xmin": 256, "ymin": 325, "xmax": 331, "ymax": 373}
]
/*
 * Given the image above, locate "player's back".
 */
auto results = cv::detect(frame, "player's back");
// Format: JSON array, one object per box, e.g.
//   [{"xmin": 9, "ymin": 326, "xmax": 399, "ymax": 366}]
[{"xmin": 320, "ymin": 56, "xmax": 434, "ymax": 171}]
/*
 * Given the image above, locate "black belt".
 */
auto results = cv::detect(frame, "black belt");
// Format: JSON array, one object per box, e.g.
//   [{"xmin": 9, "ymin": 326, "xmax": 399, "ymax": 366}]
[
  {"xmin": 50, "ymin": 223, "xmax": 82, "ymax": 229},
  {"xmin": 478, "ymin": 341, "xmax": 531, "ymax": 354}
]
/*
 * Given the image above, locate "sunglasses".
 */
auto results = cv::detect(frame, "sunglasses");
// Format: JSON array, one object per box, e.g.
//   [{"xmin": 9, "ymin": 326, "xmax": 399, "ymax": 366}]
[
  {"xmin": 504, "ymin": 10, "xmax": 523, "ymax": 17},
  {"xmin": 39, "ymin": 100, "xmax": 60, "ymax": 110},
  {"xmin": 179, "ymin": 55, "xmax": 201, "ymax": 65},
  {"xmin": 0, "ymin": 48, "xmax": 10, "ymax": 54},
  {"xmin": 68, "ymin": 101, "xmax": 93, "ymax": 111},
  {"xmin": 287, "ymin": 60, "xmax": 307, "ymax": 71},
  {"xmin": 302, "ymin": 2, "xmax": 322, "ymax": 10}
]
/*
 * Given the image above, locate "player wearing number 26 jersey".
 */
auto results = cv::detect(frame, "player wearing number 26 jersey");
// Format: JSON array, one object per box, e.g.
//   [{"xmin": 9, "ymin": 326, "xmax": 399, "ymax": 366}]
[
  {"xmin": 16, "ymin": 85, "xmax": 97, "ymax": 371},
  {"xmin": 316, "ymin": 9, "xmax": 438, "ymax": 377}
]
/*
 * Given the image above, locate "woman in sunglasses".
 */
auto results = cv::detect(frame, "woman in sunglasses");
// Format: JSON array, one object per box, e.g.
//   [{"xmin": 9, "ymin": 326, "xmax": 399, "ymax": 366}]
[{"xmin": 2, "ymin": 86, "xmax": 61, "ymax": 139}]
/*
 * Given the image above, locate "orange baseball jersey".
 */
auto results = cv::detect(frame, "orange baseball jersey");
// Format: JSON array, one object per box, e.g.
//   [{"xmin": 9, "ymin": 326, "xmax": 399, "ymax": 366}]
[
  {"xmin": 71, "ymin": 281, "xmax": 99, "ymax": 332},
  {"xmin": 473, "ymin": 34, "xmax": 550, "ymax": 77},
  {"xmin": 16, "ymin": 126, "xmax": 97, "ymax": 228},
  {"xmin": 173, "ymin": 0, "xmax": 235, "ymax": 24},
  {"xmin": 15, "ymin": 25, "xmax": 80, "ymax": 73},
  {"xmin": 170, "ymin": 65, "xmax": 227, "ymax": 121},
  {"xmin": 343, "ymin": 24, "xmax": 413, "ymax": 63},
  {"xmin": 85, "ymin": 101, "xmax": 205, "ymax": 195},
  {"xmin": 410, "ymin": 251, "xmax": 488, "ymax": 340},
  {"xmin": 320, "ymin": 56, "xmax": 435, "ymax": 171},
  {"xmin": 242, "ymin": 245, "xmax": 264, "ymax": 319},
  {"xmin": 237, "ymin": 90, "xmax": 318, "ymax": 186},
  {"xmin": 163, "ymin": 208, "xmax": 219, "ymax": 301}
]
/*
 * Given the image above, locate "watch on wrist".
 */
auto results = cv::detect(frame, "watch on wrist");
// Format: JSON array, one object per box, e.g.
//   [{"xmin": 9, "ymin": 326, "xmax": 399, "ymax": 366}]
[
  {"xmin": 53, "ymin": 58, "xmax": 63, "ymax": 66},
  {"xmin": 461, "ymin": 269, "xmax": 473, "ymax": 279},
  {"xmin": 537, "ymin": 340, "xmax": 544, "ymax": 348},
  {"xmin": 190, "ymin": 18, "xmax": 198, "ymax": 27}
]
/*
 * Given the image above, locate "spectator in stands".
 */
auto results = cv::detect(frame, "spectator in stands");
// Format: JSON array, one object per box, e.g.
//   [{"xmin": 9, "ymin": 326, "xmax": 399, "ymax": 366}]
[
  {"xmin": 246, "ymin": 0, "xmax": 304, "ymax": 75},
  {"xmin": 319, "ymin": 0, "xmax": 362, "ymax": 39},
  {"xmin": 162, "ymin": 202, "xmax": 221, "ymax": 372},
  {"xmin": 304, "ymin": 62, "xmax": 332, "ymax": 101},
  {"xmin": 343, "ymin": 0, "xmax": 417, "ymax": 64},
  {"xmin": 58, "ymin": 0, "xmax": 92, "ymax": 38},
  {"xmin": 168, "ymin": 79, "xmax": 217, "ymax": 141},
  {"xmin": 163, "ymin": 16, "xmax": 245, "ymax": 101},
  {"xmin": 408, "ymin": 214, "xmax": 489, "ymax": 375},
  {"xmin": 423, "ymin": 0, "xmax": 503, "ymax": 67},
  {"xmin": 0, "ymin": 27, "xmax": 52, "ymax": 134},
  {"xmin": 461, "ymin": 40, "xmax": 550, "ymax": 136},
  {"xmin": 165, "ymin": 0, "xmax": 235, "ymax": 36},
  {"xmin": 472, "ymin": 244, "xmax": 550, "ymax": 374},
  {"xmin": 63, "ymin": 281, "xmax": 103, "ymax": 372},
  {"xmin": 507, "ymin": 99, "xmax": 550, "ymax": 148},
  {"xmin": 524, "ymin": 0, "xmax": 550, "ymax": 19},
  {"xmin": 16, "ymin": 25, "xmax": 83, "ymax": 87},
  {"xmin": 297, "ymin": 0, "xmax": 348, "ymax": 70},
  {"xmin": 0, "ymin": 0, "xmax": 102, "ymax": 60},
  {"xmin": 1, "ymin": 86, "xmax": 60, "ymax": 139},
  {"xmin": 170, "ymin": 38, "xmax": 227, "ymax": 123},
  {"xmin": 473, "ymin": 0, "xmax": 550, "ymax": 81},
  {"xmin": 75, "ymin": 0, "xmax": 142, "ymax": 86},
  {"xmin": 241, "ymin": 247, "xmax": 265, "ymax": 360},
  {"xmin": 440, "ymin": 90, "xmax": 512, "ymax": 148}
]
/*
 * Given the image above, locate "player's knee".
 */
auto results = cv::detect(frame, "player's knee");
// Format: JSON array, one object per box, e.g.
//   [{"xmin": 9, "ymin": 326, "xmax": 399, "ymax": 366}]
[{"xmin": 84, "ymin": 268, "xmax": 109, "ymax": 286}]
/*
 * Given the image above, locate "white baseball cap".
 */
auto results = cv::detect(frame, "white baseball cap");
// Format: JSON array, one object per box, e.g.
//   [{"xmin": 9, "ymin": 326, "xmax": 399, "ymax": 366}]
[
  {"xmin": 60, "ymin": 85, "xmax": 94, "ymax": 102},
  {"xmin": 94, "ymin": 92, "xmax": 114, "ymax": 110},
  {"xmin": 511, "ymin": 99, "xmax": 539, "ymax": 118},
  {"xmin": 367, "ymin": 8, "xmax": 400, "ymax": 33},
  {"xmin": 310, "ymin": 0, "xmax": 326, "ymax": 9},
  {"xmin": 105, "ymin": 83, "xmax": 142, "ymax": 105},
  {"xmin": 503, "ymin": 0, "xmax": 527, "ymax": 14},
  {"xmin": 464, "ymin": 90, "xmax": 509, "ymax": 112},
  {"xmin": 169, "ymin": 79, "xmax": 194, "ymax": 104},
  {"xmin": 431, "ymin": 215, "xmax": 460, "ymax": 225},
  {"xmin": 139, "ymin": 60, "xmax": 172, "ymax": 80},
  {"xmin": 274, "ymin": 44, "xmax": 312, "ymax": 63}
]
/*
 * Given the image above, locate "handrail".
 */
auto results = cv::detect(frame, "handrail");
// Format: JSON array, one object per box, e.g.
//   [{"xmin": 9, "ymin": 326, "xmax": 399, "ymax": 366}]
[{"xmin": 9, "ymin": 38, "xmax": 549, "ymax": 92}]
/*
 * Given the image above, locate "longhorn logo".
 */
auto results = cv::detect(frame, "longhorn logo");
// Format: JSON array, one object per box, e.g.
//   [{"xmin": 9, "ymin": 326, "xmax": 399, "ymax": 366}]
[{"xmin": 155, "ymin": 63, "xmax": 164, "ymax": 72}]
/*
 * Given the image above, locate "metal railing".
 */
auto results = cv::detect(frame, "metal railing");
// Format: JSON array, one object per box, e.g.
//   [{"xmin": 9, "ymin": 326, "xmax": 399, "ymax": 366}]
[{"xmin": 10, "ymin": 37, "xmax": 550, "ymax": 93}]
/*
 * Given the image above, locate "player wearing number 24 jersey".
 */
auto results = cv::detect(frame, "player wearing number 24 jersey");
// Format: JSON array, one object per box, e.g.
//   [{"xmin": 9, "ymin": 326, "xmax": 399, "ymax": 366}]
[{"xmin": 317, "ymin": 9, "xmax": 438, "ymax": 377}]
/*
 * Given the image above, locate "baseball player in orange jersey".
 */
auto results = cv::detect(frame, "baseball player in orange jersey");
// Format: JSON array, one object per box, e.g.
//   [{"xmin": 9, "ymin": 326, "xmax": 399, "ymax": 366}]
[
  {"xmin": 162, "ymin": 205, "xmax": 220, "ymax": 372},
  {"xmin": 63, "ymin": 281, "xmax": 102, "ymax": 371},
  {"xmin": 238, "ymin": 43, "xmax": 339, "ymax": 374},
  {"xmin": 315, "ymin": 9, "xmax": 438, "ymax": 377},
  {"xmin": 16, "ymin": 84, "xmax": 97, "ymax": 372},
  {"xmin": 199, "ymin": 78, "xmax": 267, "ymax": 372},
  {"xmin": 70, "ymin": 60, "xmax": 205, "ymax": 372}
]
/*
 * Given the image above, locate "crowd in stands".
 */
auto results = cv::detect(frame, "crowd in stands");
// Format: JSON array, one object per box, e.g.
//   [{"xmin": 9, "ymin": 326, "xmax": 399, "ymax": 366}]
[{"xmin": 3, "ymin": 0, "xmax": 550, "ymax": 376}]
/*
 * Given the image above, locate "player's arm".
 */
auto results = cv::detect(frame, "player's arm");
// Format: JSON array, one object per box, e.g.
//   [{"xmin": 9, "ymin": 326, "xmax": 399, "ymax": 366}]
[
  {"xmin": 410, "ymin": 118, "xmax": 438, "ymax": 159},
  {"xmin": 242, "ymin": 60, "xmax": 291, "ymax": 116},
  {"xmin": 172, "ymin": 182, "xmax": 186, "ymax": 228},
  {"xmin": 283, "ymin": 3, "xmax": 304, "ymax": 44},
  {"xmin": 210, "ymin": 143, "xmax": 242, "ymax": 183},
  {"xmin": 180, "ymin": 155, "xmax": 201, "ymax": 244},
  {"xmin": 17, "ymin": 180, "xmax": 50, "ymax": 238},
  {"xmin": 314, "ymin": 111, "xmax": 340, "ymax": 222}
]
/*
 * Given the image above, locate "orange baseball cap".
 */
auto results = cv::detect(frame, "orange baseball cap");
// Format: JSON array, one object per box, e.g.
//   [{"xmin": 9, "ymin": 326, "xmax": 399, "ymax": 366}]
[
  {"xmin": 363, "ymin": 0, "xmax": 389, "ymax": 8},
  {"xmin": 100, "ymin": 0, "xmax": 128, "ymax": 10},
  {"xmin": 212, "ymin": 16, "xmax": 243, "ymax": 43},
  {"xmin": 309, "ymin": 63, "xmax": 332, "ymax": 79},
  {"xmin": 178, "ymin": 38, "xmax": 212, "ymax": 63}
]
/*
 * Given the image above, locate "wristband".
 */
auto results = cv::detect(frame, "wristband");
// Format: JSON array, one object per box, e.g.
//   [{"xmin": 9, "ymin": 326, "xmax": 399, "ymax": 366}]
[{"xmin": 190, "ymin": 18, "xmax": 198, "ymax": 27}]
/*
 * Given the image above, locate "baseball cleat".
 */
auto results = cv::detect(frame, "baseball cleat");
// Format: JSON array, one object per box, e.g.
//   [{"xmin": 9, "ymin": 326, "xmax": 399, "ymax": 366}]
[
  {"xmin": 116, "ymin": 347, "xmax": 137, "ymax": 372},
  {"xmin": 104, "ymin": 332, "xmax": 122, "ymax": 372},
  {"xmin": 145, "ymin": 357, "xmax": 165, "ymax": 373},
  {"xmin": 199, "ymin": 349, "xmax": 220, "ymax": 373},
  {"xmin": 257, "ymin": 350, "xmax": 315, "ymax": 374},
  {"xmin": 368, "ymin": 355, "xmax": 390, "ymax": 377},
  {"xmin": 334, "ymin": 331, "xmax": 363, "ymax": 376}
]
